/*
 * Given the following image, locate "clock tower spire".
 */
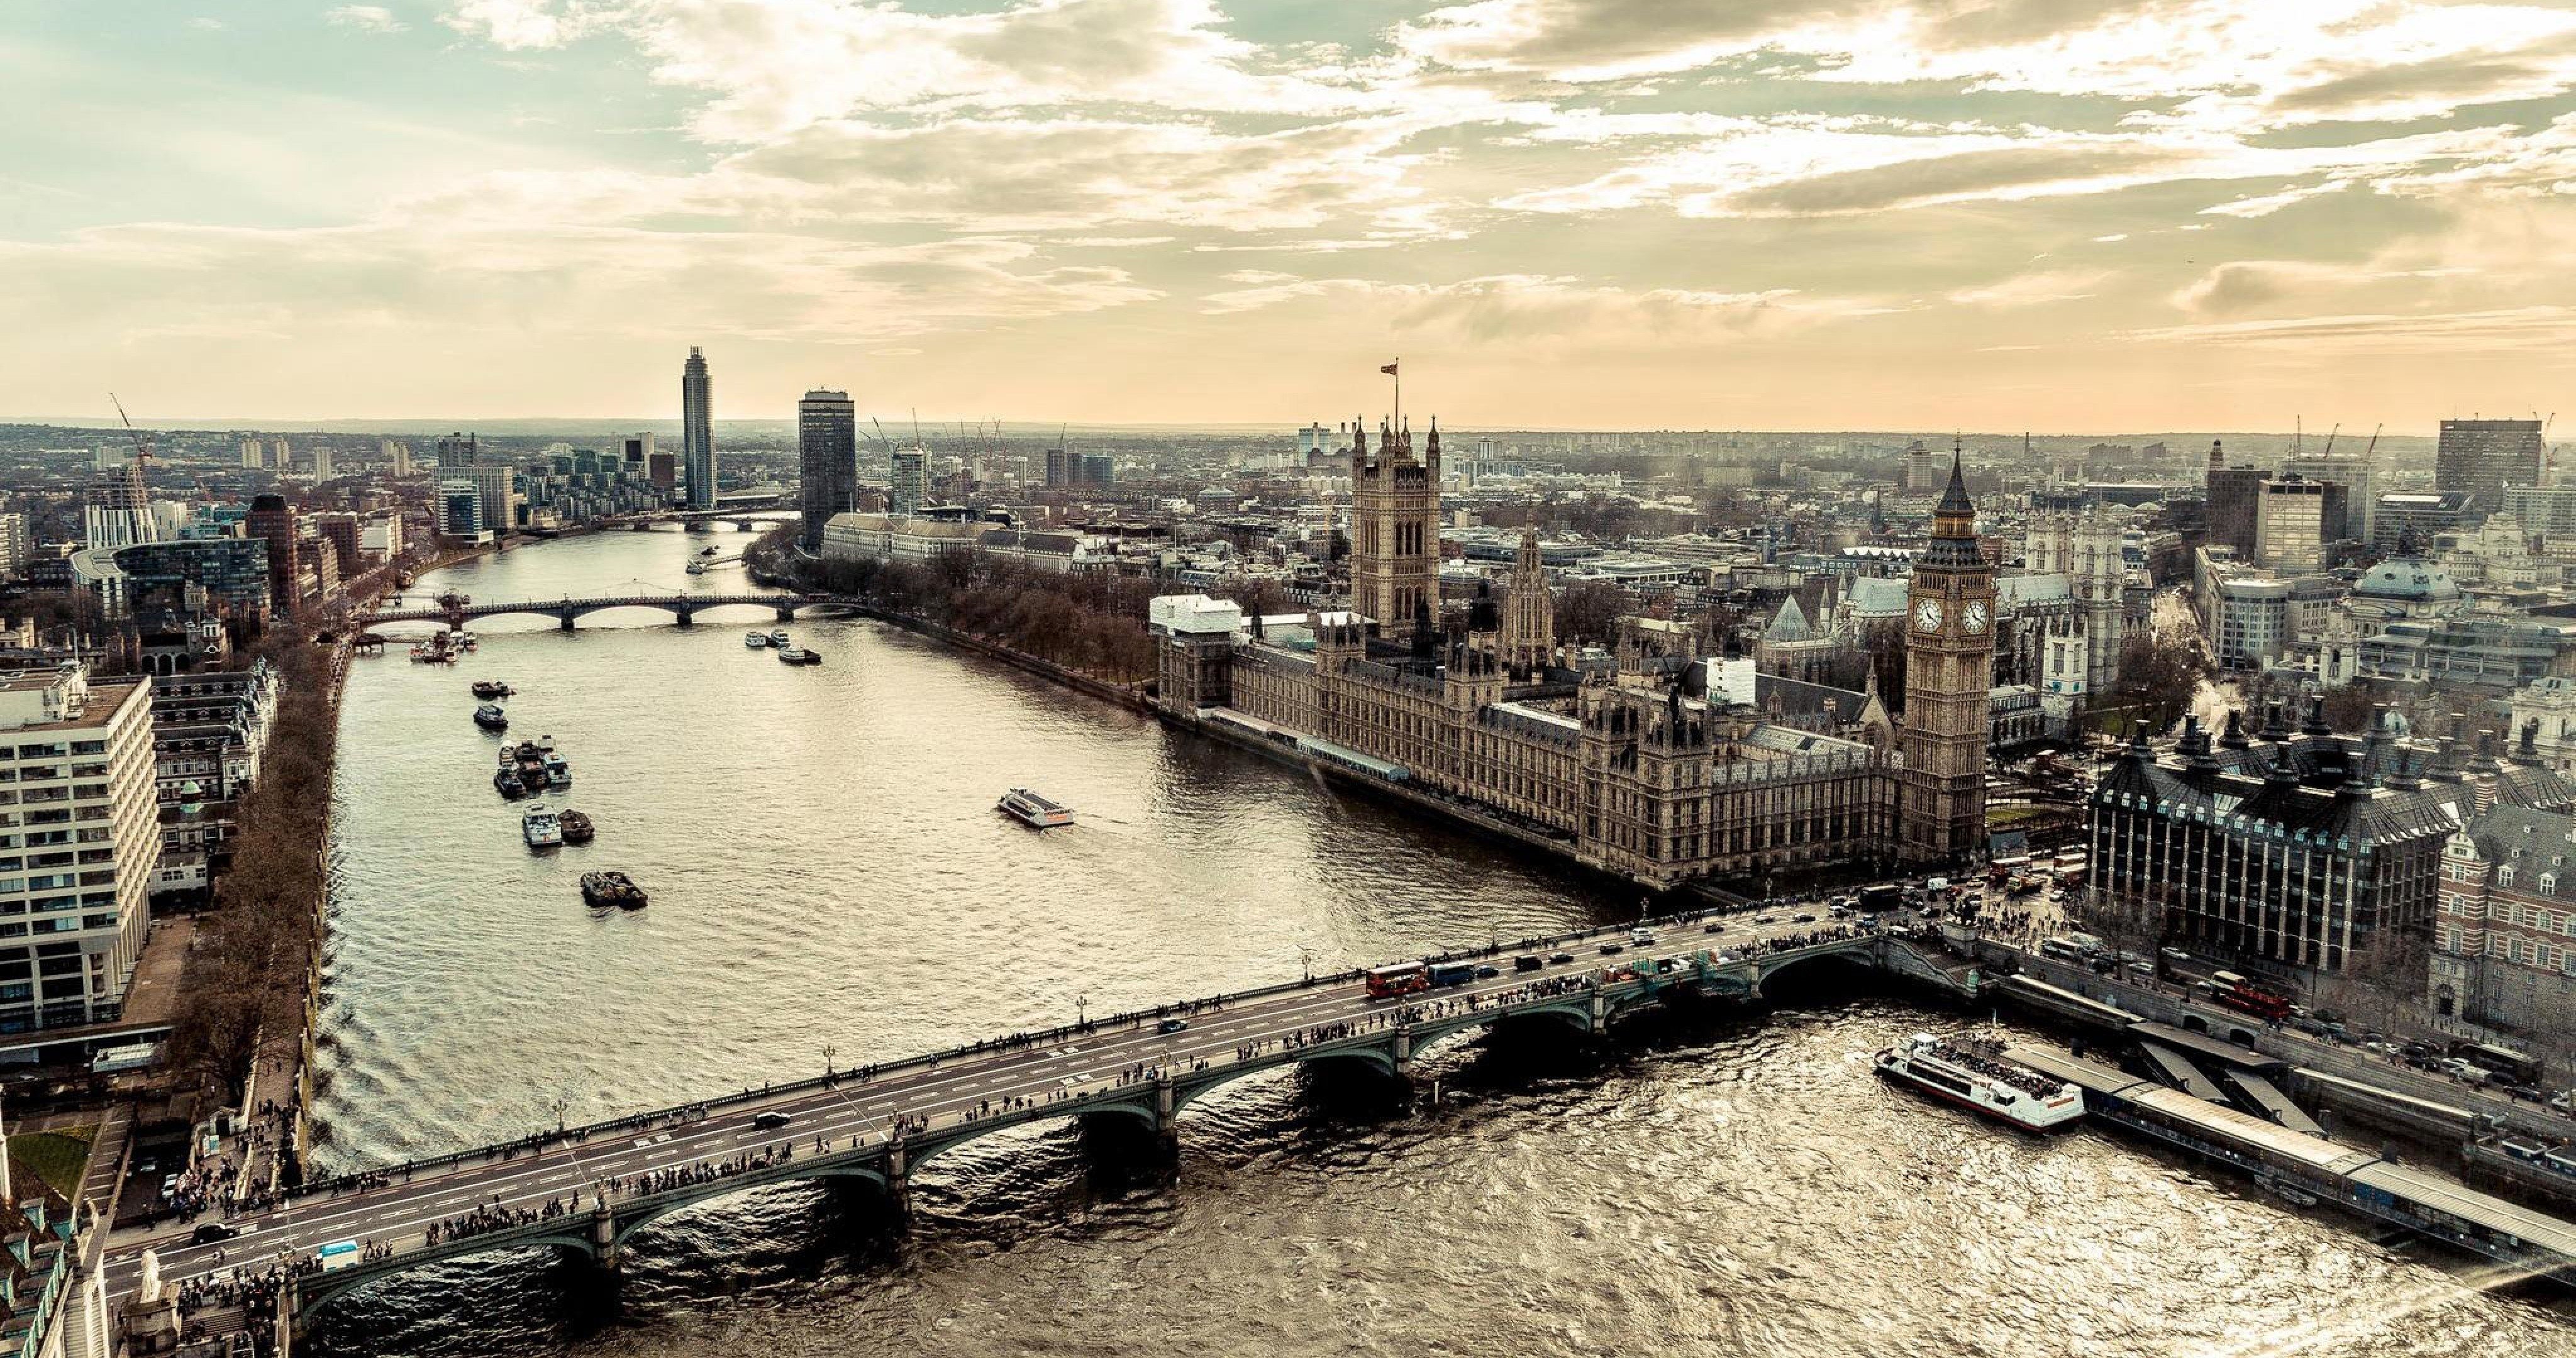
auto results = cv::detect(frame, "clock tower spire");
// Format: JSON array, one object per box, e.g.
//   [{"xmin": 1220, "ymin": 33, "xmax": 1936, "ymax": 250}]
[{"xmin": 1900, "ymin": 444, "xmax": 1993, "ymax": 864}]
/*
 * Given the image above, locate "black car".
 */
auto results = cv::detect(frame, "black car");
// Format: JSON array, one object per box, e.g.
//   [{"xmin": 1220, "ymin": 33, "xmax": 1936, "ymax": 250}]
[
  {"xmin": 1703, "ymin": 922, "xmax": 1726, "ymax": 934},
  {"xmin": 752, "ymin": 1111, "xmax": 792, "ymax": 1130},
  {"xmin": 1157, "ymin": 1018, "xmax": 1189, "ymax": 1034},
  {"xmin": 1474, "ymin": 965, "xmax": 1499, "ymax": 979},
  {"xmin": 1599, "ymin": 942, "xmax": 1624, "ymax": 956},
  {"xmin": 192, "ymin": 1222, "xmax": 236, "ymax": 1245},
  {"xmin": 1513, "ymin": 955, "xmax": 1543, "ymax": 973},
  {"xmin": 1793, "ymin": 913, "xmax": 1817, "ymax": 924},
  {"xmin": 1548, "ymin": 952, "xmax": 1575, "ymax": 965}
]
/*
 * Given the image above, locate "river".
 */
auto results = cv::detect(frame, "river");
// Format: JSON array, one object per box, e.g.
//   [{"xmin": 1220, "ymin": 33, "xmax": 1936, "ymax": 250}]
[{"xmin": 310, "ymin": 526, "xmax": 2575, "ymax": 1356}]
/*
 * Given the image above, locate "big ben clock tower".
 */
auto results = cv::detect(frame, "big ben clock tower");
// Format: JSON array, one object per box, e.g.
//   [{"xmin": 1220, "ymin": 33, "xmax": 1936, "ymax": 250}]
[{"xmin": 1900, "ymin": 446, "xmax": 1994, "ymax": 864}]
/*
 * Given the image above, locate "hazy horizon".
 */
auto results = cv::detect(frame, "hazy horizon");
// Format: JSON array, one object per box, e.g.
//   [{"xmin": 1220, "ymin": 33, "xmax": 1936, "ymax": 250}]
[{"xmin": 13, "ymin": 2, "xmax": 2576, "ymax": 429}]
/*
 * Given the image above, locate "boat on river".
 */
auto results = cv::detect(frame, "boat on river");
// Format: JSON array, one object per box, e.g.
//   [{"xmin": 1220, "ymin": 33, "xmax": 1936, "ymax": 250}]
[
  {"xmin": 580, "ymin": 870, "xmax": 647, "ymax": 909},
  {"xmin": 494, "ymin": 767, "xmax": 528, "ymax": 800},
  {"xmin": 745, "ymin": 631, "xmax": 769, "ymax": 648},
  {"xmin": 522, "ymin": 806, "xmax": 563, "ymax": 849},
  {"xmin": 997, "ymin": 788, "xmax": 1075, "ymax": 829},
  {"xmin": 767, "ymin": 628, "xmax": 791, "ymax": 647},
  {"xmin": 544, "ymin": 755, "xmax": 572, "ymax": 788},
  {"xmin": 776, "ymin": 644, "xmax": 811, "ymax": 663},
  {"xmin": 472, "ymin": 704, "xmax": 509, "ymax": 732},
  {"xmin": 558, "ymin": 810, "xmax": 594, "ymax": 844},
  {"xmin": 470, "ymin": 680, "xmax": 514, "ymax": 699},
  {"xmin": 1873, "ymin": 1032, "xmax": 2084, "ymax": 1132}
]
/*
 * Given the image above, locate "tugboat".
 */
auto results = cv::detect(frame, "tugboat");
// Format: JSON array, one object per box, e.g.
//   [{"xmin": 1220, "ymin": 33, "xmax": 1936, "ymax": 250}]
[
  {"xmin": 470, "ymin": 680, "xmax": 514, "ymax": 699},
  {"xmin": 580, "ymin": 870, "xmax": 648, "ymax": 909},
  {"xmin": 744, "ymin": 631, "xmax": 769, "ymax": 648},
  {"xmin": 473, "ymin": 704, "xmax": 509, "ymax": 732},
  {"xmin": 558, "ymin": 810, "xmax": 595, "ymax": 845},
  {"xmin": 997, "ymin": 788, "xmax": 1076, "ymax": 829},
  {"xmin": 1873, "ymin": 1032, "xmax": 2084, "ymax": 1132},
  {"xmin": 521, "ymin": 805, "xmax": 564, "ymax": 849}
]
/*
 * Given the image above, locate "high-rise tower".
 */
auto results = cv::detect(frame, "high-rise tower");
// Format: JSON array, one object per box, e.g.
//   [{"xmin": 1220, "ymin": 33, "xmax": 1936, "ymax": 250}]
[
  {"xmin": 1899, "ymin": 448, "xmax": 1994, "ymax": 864},
  {"xmin": 797, "ymin": 389, "xmax": 857, "ymax": 551},
  {"xmin": 682, "ymin": 346, "xmax": 715, "ymax": 510},
  {"xmin": 1348, "ymin": 416, "xmax": 1440, "ymax": 644}
]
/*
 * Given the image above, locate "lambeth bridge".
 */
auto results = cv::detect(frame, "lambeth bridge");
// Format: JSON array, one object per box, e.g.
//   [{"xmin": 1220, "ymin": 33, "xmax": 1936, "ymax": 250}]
[
  {"xmin": 105, "ymin": 910, "xmax": 1975, "ymax": 1337},
  {"xmin": 361, "ymin": 592, "xmax": 835, "ymax": 631}
]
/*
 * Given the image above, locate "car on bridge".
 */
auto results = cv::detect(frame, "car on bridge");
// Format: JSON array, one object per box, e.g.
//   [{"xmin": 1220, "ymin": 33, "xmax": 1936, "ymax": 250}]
[
  {"xmin": 1157, "ymin": 1018, "xmax": 1189, "ymax": 1034},
  {"xmin": 753, "ymin": 1111, "xmax": 792, "ymax": 1130},
  {"xmin": 191, "ymin": 1222, "xmax": 240, "ymax": 1245},
  {"xmin": 1548, "ymin": 951, "xmax": 1575, "ymax": 964}
]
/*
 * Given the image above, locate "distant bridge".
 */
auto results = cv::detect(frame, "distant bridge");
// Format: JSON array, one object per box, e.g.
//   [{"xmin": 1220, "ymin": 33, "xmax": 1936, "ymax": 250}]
[{"xmin": 361, "ymin": 592, "xmax": 836, "ymax": 630}]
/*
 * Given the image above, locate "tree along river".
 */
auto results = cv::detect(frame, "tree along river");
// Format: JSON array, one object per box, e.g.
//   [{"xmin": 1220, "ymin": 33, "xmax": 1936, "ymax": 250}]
[{"xmin": 310, "ymin": 525, "xmax": 2573, "ymax": 1356}]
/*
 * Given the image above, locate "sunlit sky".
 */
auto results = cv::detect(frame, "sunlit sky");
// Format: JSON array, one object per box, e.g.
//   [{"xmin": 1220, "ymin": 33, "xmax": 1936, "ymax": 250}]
[{"xmin": 9, "ymin": 1, "xmax": 2576, "ymax": 431}]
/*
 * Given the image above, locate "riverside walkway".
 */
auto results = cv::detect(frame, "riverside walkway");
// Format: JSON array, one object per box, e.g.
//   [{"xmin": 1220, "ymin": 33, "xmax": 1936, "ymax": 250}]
[{"xmin": 105, "ymin": 909, "xmax": 1949, "ymax": 1332}]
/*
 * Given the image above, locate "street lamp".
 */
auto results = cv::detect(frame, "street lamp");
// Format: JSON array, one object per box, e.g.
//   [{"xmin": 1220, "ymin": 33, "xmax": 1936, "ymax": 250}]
[
  {"xmin": 823, "ymin": 1042, "xmax": 837, "ymax": 1076},
  {"xmin": 1299, "ymin": 946, "xmax": 1314, "ymax": 983},
  {"xmin": 1077, "ymin": 993, "xmax": 1087, "ymax": 1027},
  {"xmin": 550, "ymin": 1095, "xmax": 569, "ymax": 1134}
]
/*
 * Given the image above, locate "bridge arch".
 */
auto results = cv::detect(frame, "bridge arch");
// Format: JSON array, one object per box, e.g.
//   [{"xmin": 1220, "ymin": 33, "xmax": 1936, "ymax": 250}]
[{"xmin": 294, "ymin": 1232, "xmax": 600, "ymax": 1322}]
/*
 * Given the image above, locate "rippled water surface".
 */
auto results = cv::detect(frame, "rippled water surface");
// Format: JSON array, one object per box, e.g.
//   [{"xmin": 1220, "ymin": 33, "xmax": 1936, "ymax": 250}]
[{"xmin": 313, "ymin": 527, "xmax": 2576, "ymax": 1357}]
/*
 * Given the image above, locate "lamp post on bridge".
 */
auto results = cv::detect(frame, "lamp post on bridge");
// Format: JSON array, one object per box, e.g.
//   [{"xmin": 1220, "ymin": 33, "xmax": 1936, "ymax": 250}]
[
  {"xmin": 550, "ymin": 1096, "xmax": 569, "ymax": 1135},
  {"xmin": 1076, "ymin": 993, "xmax": 1087, "ymax": 1029},
  {"xmin": 823, "ymin": 1043, "xmax": 836, "ymax": 1076}
]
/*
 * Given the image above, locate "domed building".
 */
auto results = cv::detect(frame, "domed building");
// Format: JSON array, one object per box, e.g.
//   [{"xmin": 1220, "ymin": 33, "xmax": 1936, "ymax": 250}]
[{"xmin": 2348, "ymin": 541, "xmax": 2462, "ymax": 621}]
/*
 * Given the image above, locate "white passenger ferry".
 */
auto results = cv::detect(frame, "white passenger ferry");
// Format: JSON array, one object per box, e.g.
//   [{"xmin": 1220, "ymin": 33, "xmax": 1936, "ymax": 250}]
[
  {"xmin": 997, "ymin": 788, "xmax": 1075, "ymax": 829},
  {"xmin": 1874, "ymin": 1032, "xmax": 2085, "ymax": 1132}
]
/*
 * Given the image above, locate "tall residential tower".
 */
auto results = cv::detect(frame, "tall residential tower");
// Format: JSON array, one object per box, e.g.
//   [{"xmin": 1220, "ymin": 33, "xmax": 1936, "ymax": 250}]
[{"xmin": 682, "ymin": 346, "xmax": 715, "ymax": 510}]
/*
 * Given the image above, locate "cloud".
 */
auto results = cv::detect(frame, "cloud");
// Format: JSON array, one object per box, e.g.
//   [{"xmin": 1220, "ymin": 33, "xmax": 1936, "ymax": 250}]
[
  {"xmin": 446, "ymin": 0, "xmax": 1377, "ymax": 141},
  {"xmin": 326, "ymin": 5, "xmax": 409, "ymax": 33},
  {"xmin": 1948, "ymin": 267, "xmax": 2111, "ymax": 308},
  {"xmin": 1199, "ymin": 270, "xmax": 1848, "ymax": 348},
  {"xmin": 2128, "ymin": 305, "xmax": 2576, "ymax": 353},
  {"xmin": 187, "ymin": 16, "xmax": 226, "ymax": 31},
  {"xmin": 0, "ymin": 219, "xmax": 1160, "ymax": 346}
]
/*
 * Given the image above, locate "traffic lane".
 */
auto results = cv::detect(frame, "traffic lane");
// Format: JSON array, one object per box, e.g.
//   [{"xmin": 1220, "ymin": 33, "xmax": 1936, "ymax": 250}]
[{"xmin": 112, "ymin": 914, "xmax": 1848, "ymax": 1289}]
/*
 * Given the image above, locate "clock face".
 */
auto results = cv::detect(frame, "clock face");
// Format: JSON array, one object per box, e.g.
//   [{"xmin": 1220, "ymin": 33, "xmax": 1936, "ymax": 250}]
[
  {"xmin": 1962, "ymin": 601, "xmax": 1989, "ymax": 634},
  {"xmin": 1914, "ymin": 598, "xmax": 1944, "ymax": 632}
]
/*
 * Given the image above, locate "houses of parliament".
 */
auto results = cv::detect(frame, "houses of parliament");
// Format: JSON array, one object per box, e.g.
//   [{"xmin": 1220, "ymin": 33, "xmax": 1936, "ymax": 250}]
[{"xmin": 1153, "ymin": 417, "xmax": 1992, "ymax": 890}]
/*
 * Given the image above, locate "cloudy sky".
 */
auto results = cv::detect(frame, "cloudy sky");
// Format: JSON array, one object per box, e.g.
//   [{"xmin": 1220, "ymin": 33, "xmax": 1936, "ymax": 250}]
[{"xmin": 10, "ymin": 1, "xmax": 2576, "ymax": 431}]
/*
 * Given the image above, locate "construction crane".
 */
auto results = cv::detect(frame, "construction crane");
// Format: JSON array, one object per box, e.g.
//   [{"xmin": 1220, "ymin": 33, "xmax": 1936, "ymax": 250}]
[{"xmin": 108, "ymin": 392, "xmax": 152, "ymax": 477}]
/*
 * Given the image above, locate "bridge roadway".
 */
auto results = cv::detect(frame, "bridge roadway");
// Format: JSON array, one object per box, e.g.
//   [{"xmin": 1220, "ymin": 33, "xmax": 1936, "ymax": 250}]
[{"xmin": 102, "ymin": 910, "xmax": 1937, "ymax": 1322}]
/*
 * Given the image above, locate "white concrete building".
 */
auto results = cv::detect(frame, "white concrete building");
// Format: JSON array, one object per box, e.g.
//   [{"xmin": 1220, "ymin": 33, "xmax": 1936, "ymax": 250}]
[{"xmin": 0, "ymin": 671, "xmax": 157, "ymax": 1032}]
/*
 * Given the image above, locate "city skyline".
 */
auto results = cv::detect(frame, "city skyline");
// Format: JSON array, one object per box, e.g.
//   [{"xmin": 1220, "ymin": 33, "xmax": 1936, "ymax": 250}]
[{"xmin": 13, "ymin": 1, "xmax": 2576, "ymax": 429}]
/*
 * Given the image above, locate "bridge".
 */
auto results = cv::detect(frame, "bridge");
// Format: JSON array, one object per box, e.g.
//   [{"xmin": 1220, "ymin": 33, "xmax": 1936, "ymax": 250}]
[
  {"xmin": 359, "ymin": 592, "xmax": 836, "ymax": 631},
  {"xmin": 603, "ymin": 504, "xmax": 791, "ymax": 533},
  {"xmin": 104, "ymin": 910, "xmax": 1960, "ymax": 1340}
]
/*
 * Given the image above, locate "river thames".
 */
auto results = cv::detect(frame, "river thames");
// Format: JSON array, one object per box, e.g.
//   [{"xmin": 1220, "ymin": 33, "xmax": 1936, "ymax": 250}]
[{"xmin": 309, "ymin": 526, "xmax": 2574, "ymax": 1356}]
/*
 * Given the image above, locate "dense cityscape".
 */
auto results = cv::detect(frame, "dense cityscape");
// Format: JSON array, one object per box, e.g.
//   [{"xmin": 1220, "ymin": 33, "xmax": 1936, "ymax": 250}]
[{"xmin": 21, "ymin": 1, "xmax": 2576, "ymax": 1355}]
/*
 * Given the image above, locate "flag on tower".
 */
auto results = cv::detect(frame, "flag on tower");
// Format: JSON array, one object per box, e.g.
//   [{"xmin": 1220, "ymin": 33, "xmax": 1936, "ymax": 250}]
[{"xmin": 1379, "ymin": 362, "xmax": 1398, "ymax": 376}]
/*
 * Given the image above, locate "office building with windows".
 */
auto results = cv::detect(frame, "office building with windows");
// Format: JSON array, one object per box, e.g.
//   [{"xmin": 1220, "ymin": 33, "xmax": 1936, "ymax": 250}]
[
  {"xmin": 0, "ymin": 670, "xmax": 158, "ymax": 1032},
  {"xmin": 2436, "ymin": 418, "xmax": 2544, "ymax": 516},
  {"xmin": 798, "ymin": 390, "xmax": 858, "ymax": 551}
]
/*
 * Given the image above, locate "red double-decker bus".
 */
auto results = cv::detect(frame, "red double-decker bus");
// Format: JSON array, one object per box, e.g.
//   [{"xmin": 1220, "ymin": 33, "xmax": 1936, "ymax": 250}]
[
  {"xmin": 2211, "ymin": 971, "xmax": 2293, "ymax": 1021},
  {"xmin": 1365, "ymin": 962, "xmax": 1429, "ymax": 1000}
]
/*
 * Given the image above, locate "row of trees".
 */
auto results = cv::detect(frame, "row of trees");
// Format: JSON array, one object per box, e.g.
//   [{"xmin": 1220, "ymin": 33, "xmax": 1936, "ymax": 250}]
[
  {"xmin": 798, "ymin": 549, "xmax": 1162, "ymax": 682},
  {"xmin": 164, "ymin": 629, "xmax": 336, "ymax": 1101}
]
